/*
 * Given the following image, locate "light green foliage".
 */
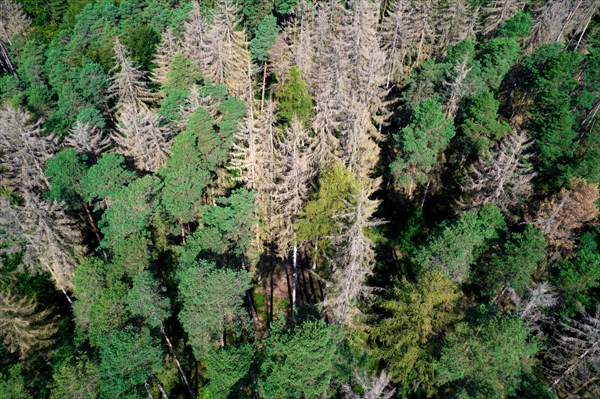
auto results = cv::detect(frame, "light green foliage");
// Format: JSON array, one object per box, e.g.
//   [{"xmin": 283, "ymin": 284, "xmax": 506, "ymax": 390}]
[
  {"xmin": 295, "ymin": 163, "xmax": 359, "ymax": 265},
  {"xmin": 162, "ymin": 54, "xmax": 201, "ymax": 86},
  {"xmin": 50, "ymin": 355, "xmax": 99, "ymax": 399},
  {"xmin": 126, "ymin": 270, "xmax": 170, "ymax": 329},
  {"xmin": 274, "ymin": 66, "xmax": 314, "ymax": 127},
  {"xmin": 80, "ymin": 153, "xmax": 134, "ymax": 203},
  {"xmin": 159, "ymin": 54, "xmax": 202, "ymax": 120},
  {"xmin": 553, "ymin": 232, "xmax": 600, "ymax": 315},
  {"xmin": 415, "ymin": 204, "xmax": 506, "ymax": 284},
  {"xmin": 435, "ymin": 317, "xmax": 540, "ymax": 399},
  {"xmin": 217, "ymin": 97, "xmax": 247, "ymax": 159},
  {"xmin": 99, "ymin": 175, "xmax": 161, "ymax": 247},
  {"xmin": 392, "ymin": 98, "xmax": 455, "ymax": 195},
  {"xmin": 88, "ymin": 282, "xmax": 129, "ymax": 344},
  {"xmin": 45, "ymin": 148, "xmax": 88, "ymax": 207},
  {"xmin": 0, "ymin": 365, "xmax": 31, "ymax": 399},
  {"xmin": 176, "ymin": 260, "xmax": 252, "ymax": 358},
  {"xmin": 111, "ymin": 234, "xmax": 151, "ymax": 277},
  {"xmin": 72, "ymin": 257, "xmax": 121, "ymax": 331},
  {"xmin": 259, "ymin": 316, "xmax": 346, "ymax": 399},
  {"xmin": 250, "ymin": 14, "xmax": 280, "ymax": 63},
  {"xmin": 186, "ymin": 107, "xmax": 223, "ymax": 172},
  {"xmin": 370, "ymin": 271, "xmax": 459, "ymax": 395},
  {"xmin": 98, "ymin": 327, "xmax": 162, "ymax": 398},
  {"xmin": 479, "ymin": 226, "xmax": 546, "ymax": 296},
  {"xmin": 161, "ymin": 165, "xmax": 211, "ymax": 224},
  {"xmin": 205, "ymin": 344, "xmax": 256, "ymax": 399},
  {"xmin": 461, "ymin": 91, "xmax": 511, "ymax": 154}
]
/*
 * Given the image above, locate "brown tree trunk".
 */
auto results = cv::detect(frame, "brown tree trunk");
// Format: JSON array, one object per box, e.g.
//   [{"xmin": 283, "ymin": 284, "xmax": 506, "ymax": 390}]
[{"xmin": 82, "ymin": 201, "xmax": 109, "ymax": 261}]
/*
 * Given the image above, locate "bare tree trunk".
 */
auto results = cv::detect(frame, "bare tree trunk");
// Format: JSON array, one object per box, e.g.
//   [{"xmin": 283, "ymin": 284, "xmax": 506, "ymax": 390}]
[
  {"xmin": 179, "ymin": 220, "xmax": 186, "ymax": 244},
  {"xmin": 312, "ymin": 240, "xmax": 318, "ymax": 270},
  {"xmin": 145, "ymin": 381, "xmax": 155, "ymax": 399},
  {"xmin": 160, "ymin": 327, "xmax": 195, "ymax": 399},
  {"xmin": 291, "ymin": 244, "xmax": 298, "ymax": 313},
  {"xmin": 152, "ymin": 374, "xmax": 170, "ymax": 399},
  {"xmin": 261, "ymin": 62, "xmax": 267, "ymax": 112}
]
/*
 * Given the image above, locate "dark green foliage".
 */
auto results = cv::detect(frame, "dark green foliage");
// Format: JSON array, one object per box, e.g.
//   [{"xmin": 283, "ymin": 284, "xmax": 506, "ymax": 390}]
[
  {"xmin": 99, "ymin": 175, "xmax": 161, "ymax": 247},
  {"xmin": 176, "ymin": 259, "xmax": 252, "ymax": 358},
  {"xmin": 461, "ymin": 91, "xmax": 511, "ymax": 154},
  {"xmin": 80, "ymin": 153, "xmax": 134, "ymax": 203},
  {"xmin": 478, "ymin": 226, "xmax": 547, "ymax": 296},
  {"xmin": 205, "ymin": 344, "xmax": 256, "ymax": 399},
  {"xmin": 98, "ymin": 327, "xmax": 162, "ymax": 397},
  {"xmin": 0, "ymin": 365, "xmax": 31, "ymax": 399},
  {"xmin": 126, "ymin": 270, "xmax": 170, "ymax": 329},
  {"xmin": 258, "ymin": 316, "xmax": 347, "ymax": 399},
  {"xmin": 392, "ymin": 98, "xmax": 455, "ymax": 194},
  {"xmin": 122, "ymin": 24, "xmax": 160, "ymax": 71},
  {"xmin": 553, "ymin": 232, "xmax": 600, "ymax": 315},
  {"xmin": 160, "ymin": 130, "xmax": 212, "ymax": 224},
  {"xmin": 435, "ymin": 317, "xmax": 540, "ymax": 399},
  {"xmin": 45, "ymin": 149, "xmax": 88, "ymax": 207},
  {"xmin": 415, "ymin": 204, "xmax": 506, "ymax": 284},
  {"xmin": 49, "ymin": 355, "xmax": 100, "ymax": 399},
  {"xmin": 250, "ymin": 14, "xmax": 280, "ymax": 63},
  {"xmin": 183, "ymin": 188, "xmax": 257, "ymax": 260},
  {"xmin": 523, "ymin": 44, "xmax": 583, "ymax": 174}
]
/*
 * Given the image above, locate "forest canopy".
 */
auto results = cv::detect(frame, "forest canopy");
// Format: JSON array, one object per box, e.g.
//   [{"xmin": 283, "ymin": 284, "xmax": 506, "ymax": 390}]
[{"xmin": 0, "ymin": 0, "xmax": 599, "ymax": 398}]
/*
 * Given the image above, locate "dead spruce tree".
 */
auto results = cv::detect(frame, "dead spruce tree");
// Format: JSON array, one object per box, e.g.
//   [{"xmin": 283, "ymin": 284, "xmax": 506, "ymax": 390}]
[
  {"xmin": 0, "ymin": 283, "xmax": 58, "ymax": 358},
  {"xmin": 183, "ymin": 0, "xmax": 208, "ymax": 68},
  {"xmin": 0, "ymin": 105, "xmax": 53, "ymax": 193},
  {"xmin": 436, "ymin": 0, "xmax": 478, "ymax": 52},
  {"xmin": 111, "ymin": 110, "xmax": 172, "ymax": 172},
  {"xmin": 524, "ymin": 0, "xmax": 599, "ymax": 53},
  {"xmin": 110, "ymin": 39, "xmax": 171, "ymax": 171},
  {"xmin": 327, "ymin": 181, "xmax": 383, "ymax": 327},
  {"xmin": 531, "ymin": 178, "xmax": 599, "ymax": 252},
  {"xmin": 311, "ymin": 0, "xmax": 388, "ymax": 178},
  {"xmin": 379, "ymin": 0, "xmax": 437, "ymax": 86},
  {"xmin": 341, "ymin": 370, "xmax": 396, "ymax": 399},
  {"xmin": 505, "ymin": 282, "xmax": 558, "ymax": 334},
  {"xmin": 200, "ymin": 0, "xmax": 250, "ymax": 99},
  {"xmin": 109, "ymin": 38, "xmax": 154, "ymax": 119},
  {"xmin": 542, "ymin": 306, "xmax": 600, "ymax": 398},
  {"xmin": 231, "ymin": 100, "xmax": 278, "ymax": 241},
  {"xmin": 0, "ymin": 194, "xmax": 85, "ymax": 301},
  {"xmin": 272, "ymin": 116, "xmax": 316, "ymax": 312},
  {"xmin": 65, "ymin": 120, "xmax": 111, "ymax": 157},
  {"xmin": 0, "ymin": 0, "xmax": 30, "ymax": 74},
  {"xmin": 462, "ymin": 130, "xmax": 535, "ymax": 216},
  {"xmin": 151, "ymin": 28, "xmax": 181, "ymax": 87},
  {"xmin": 481, "ymin": 0, "xmax": 525, "ymax": 37},
  {"xmin": 269, "ymin": 0, "xmax": 317, "ymax": 89}
]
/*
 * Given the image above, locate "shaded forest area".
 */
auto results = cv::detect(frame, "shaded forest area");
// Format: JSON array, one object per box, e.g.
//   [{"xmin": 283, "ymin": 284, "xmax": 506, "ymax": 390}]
[{"xmin": 1, "ymin": 0, "xmax": 600, "ymax": 398}]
